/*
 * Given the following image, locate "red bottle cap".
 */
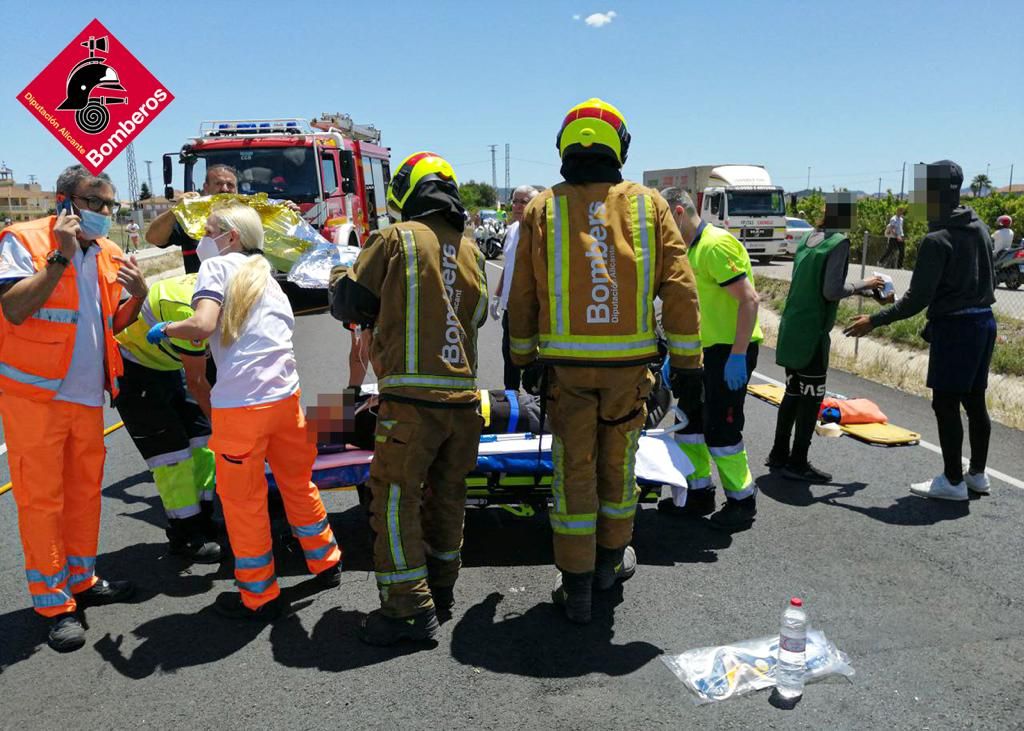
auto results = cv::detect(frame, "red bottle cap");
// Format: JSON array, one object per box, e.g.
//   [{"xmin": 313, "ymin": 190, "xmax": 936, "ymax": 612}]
[{"xmin": 790, "ymin": 597, "xmax": 803, "ymax": 607}]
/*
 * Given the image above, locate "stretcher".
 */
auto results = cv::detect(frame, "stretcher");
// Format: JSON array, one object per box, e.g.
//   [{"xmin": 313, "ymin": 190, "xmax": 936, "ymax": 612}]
[
  {"xmin": 267, "ymin": 428, "xmax": 695, "ymax": 512},
  {"xmin": 747, "ymin": 382, "xmax": 920, "ymax": 446}
]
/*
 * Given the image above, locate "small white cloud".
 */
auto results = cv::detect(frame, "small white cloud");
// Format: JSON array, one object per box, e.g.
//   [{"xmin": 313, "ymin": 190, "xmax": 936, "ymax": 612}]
[
  {"xmin": 584, "ymin": 10, "xmax": 616, "ymax": 27},
  {"xmin": 572, "ymin": 13, "xmax": 581, "ymax": 20}
]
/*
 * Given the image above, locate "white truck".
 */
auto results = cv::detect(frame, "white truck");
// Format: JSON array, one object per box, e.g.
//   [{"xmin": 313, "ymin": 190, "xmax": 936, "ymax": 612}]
[{"xmin": 643, "ymin": 164, "xmax": 786, "ymax": 263}]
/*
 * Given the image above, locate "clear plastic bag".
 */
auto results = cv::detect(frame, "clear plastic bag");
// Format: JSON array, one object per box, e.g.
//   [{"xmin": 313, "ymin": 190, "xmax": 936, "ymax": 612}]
[
  {"xmin": 286, "ymin": 241, "xmax": 361, "ymax": 289},
  {"xmin": 661, "ymin": 629, "xmax": 854, "ymax": 704}
]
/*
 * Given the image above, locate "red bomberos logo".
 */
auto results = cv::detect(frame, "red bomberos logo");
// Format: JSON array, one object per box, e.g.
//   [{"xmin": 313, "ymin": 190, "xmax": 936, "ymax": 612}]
[{"xmin": 17, "ymin": 19, "xmax": 173, "ymax": 175}]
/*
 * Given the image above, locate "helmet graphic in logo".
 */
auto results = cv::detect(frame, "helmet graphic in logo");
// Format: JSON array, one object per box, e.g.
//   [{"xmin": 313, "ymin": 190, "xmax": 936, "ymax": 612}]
[{"xmin": 56, "ymin": 35, "xmax": 127, "ymax": 135}]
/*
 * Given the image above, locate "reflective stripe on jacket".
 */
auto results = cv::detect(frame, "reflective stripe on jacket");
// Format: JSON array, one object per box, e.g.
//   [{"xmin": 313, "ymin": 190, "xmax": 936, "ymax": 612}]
[
  {"xmin": 0, "ymin": 216, "xmax": 124, "ymax": 401},
  {"xmin": 344, "ymin": 214, "xmax": 487, "ymax": 406},
  {"xmin": 507, "ymin": 181, "xmax": 701, "ymax": 369}
]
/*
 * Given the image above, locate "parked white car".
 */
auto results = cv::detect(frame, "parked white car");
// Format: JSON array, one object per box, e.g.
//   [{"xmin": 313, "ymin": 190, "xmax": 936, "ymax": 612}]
[{"xmin": 782, "ymin": 217, "xmax": 814, "ymax": 255}]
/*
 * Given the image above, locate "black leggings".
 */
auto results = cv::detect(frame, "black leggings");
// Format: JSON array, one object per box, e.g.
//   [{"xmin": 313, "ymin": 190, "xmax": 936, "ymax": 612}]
[{"xmin": 932, "ymin": 389, "xmax": 991, "ymax": 483}]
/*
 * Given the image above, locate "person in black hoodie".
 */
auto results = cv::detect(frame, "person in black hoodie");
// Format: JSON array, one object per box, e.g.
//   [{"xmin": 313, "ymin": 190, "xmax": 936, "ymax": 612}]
[{"xmin": 845, "ymin": 160, "xmax": 997, "ymax": 502}]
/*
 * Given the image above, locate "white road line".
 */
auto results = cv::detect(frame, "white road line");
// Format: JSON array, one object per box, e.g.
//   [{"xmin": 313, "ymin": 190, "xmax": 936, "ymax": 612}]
[
  {"xmin": 750, "ymin": 371, "xmax": 1024, "ymax": 491},
  {"xmin": 752, "ymin": 370, "xmax": 784, "ymax": 388},
  {"xmin": 914, "ymin": 440, "xmax": 1024, "ymax": 490}
]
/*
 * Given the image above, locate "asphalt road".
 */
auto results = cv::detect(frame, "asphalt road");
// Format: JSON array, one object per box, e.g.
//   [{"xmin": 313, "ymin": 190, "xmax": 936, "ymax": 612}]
[{"xmin": 1, "ymin": 258, "xmax": 1023, "ymax": 729}]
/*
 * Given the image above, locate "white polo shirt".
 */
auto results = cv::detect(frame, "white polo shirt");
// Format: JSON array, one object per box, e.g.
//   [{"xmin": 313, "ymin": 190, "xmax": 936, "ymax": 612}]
[
  {"xmin": 193, "ymin": 252, "xmax": 300, "ymax": 408},
  {"xmin": 0, "ymin": 233, "xmax": 106, "ymax": 407},
  {"xmin": 498, "ymin": 221, "xmax": 521, "ymax": 310}
]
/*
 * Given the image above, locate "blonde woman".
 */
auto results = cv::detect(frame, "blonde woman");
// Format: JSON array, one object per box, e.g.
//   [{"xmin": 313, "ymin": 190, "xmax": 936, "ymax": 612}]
[{"xmin": 147, "ymin": 202, "xmax": 341, "ymax": 620}]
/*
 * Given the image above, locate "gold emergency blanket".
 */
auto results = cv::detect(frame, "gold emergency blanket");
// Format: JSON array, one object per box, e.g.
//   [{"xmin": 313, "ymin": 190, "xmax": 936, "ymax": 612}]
[{"xmin": 172, "ymin": 193, "xmax": 326, "ymax": 274}]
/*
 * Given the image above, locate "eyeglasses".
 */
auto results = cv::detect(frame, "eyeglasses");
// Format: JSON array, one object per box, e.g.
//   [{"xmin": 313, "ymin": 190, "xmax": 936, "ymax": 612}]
[
  {"xmin": 512, "ymin": 198, "xmax": 531, "ymax": 205},
  {"xmin": 73, "ymin": 194, "xmax": 120, "ymax": 214}
]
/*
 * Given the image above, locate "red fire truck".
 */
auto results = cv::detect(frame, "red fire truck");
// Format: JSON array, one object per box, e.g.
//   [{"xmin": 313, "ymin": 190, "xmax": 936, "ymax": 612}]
[{"xmin": 161, "ymin": 113, "xmax": 391, "ymax": 248}]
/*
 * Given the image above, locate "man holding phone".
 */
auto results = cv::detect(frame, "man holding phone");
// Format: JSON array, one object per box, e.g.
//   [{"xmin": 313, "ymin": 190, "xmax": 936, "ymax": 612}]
[{"xmin": 0, "ymin": 165, "xmax": 148, "ymax": 653}]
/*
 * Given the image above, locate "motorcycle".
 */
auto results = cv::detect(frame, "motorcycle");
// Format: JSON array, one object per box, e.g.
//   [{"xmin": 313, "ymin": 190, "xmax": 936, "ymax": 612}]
[
  {"xmin": 994, "ymin": 245, "xmax": 1024, "ymax": 290},
  {"xmin": 475, "ymin": 218, "xmax": 506, "ymax": 260}
]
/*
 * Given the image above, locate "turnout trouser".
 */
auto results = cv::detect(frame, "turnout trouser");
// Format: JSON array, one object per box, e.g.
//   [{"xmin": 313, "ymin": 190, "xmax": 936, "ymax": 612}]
[
  {"xmin": 676, "ymin": 344, "xmax": 758, "ymax": 500},
  {"xmin": 210, "ymin": 391, "xmax": 341, "ymax": 610},
  {"xmin": 546, "ymin": 365, "xmax": 654, "ymax": 575},
  {"xmin": 367, "ymin": 400, "xmax": 483, "ymax": 618},
  {"xmin": 1, "ymin": 394, "xmax": 104, "ymax": 617},
  {"xmin": 114, "ymin": 359, "xmax": 215, "ymax": 519}
]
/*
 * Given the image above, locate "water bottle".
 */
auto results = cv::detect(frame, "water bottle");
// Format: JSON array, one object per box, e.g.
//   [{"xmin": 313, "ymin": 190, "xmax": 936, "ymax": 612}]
[{"xmin": 776, "ymin": 597, "xmax": 808, "ymax": 699}]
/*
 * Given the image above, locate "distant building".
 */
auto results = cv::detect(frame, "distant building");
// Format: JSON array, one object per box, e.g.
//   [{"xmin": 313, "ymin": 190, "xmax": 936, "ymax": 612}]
[
  {"xmin": 0, "ymin": 164, "xmax": 55, "ymax": 222},
  {"xmin": 141, "ymin": 191, "xmax": 185, "ymax": 221}
]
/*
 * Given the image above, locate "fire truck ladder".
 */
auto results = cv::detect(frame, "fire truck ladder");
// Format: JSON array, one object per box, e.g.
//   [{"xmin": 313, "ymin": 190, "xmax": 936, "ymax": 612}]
[{"xmin": 313, "ymin": 113, "xmax": 381, "ymax": 144}]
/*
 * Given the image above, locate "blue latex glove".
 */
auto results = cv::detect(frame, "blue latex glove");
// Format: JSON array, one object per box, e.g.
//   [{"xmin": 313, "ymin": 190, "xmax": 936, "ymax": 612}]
[
  {"xmin": 723, "ymin": 353, "xmax": 748, "ymax": 391},
  {"xmin": 146, "ymin": 321, "xmax": 170, "ymax": 345}
]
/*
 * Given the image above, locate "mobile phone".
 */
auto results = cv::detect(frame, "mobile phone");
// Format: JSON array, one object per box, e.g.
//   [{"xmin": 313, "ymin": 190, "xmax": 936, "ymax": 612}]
[{"xmin": 56, "ymin": 195, "xmax": 73, "ymax": 216}]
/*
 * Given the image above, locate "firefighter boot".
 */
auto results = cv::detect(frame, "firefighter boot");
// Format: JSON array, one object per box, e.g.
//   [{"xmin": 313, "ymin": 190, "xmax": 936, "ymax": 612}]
[
  {"xmin": 430, "ymin": 585, "xmax": 455, "ymax": 622},
  {"xmin": 167, "ymin": 515, "xmax": 222, "ymax": 564},
  {"xmin": 551, "ymin": 571, "xmax": 594, "ymax": 624},
  {"xmin": 359, "ymin": 609, "xmax": 441, "ymax": 647},
  {"xmin": 593, "ymin": 545, "xmax": 637, "ymax": 591}
]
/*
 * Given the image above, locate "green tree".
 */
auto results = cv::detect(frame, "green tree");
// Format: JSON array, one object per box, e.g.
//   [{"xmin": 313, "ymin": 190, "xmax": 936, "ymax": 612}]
[
  {"xmin": 458, "ymin": 181, "xmax": 496, "ymax": 211},
  {"xmin": 970, "ymin": 174, "xmax": 992, "ymax": 197},
  {"xmin": 787, "ymin": 189, "xmax": 825, "ymax": 225},
  {"xmin": 139, "ymin": 182, "xmax": 152, "ymax": 201}
]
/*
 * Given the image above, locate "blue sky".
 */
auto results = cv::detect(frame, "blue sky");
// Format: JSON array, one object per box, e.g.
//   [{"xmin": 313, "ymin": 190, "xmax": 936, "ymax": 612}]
[{"xmin": 3, "ymin": 0, "xmax": 1022, "ymax": 200}]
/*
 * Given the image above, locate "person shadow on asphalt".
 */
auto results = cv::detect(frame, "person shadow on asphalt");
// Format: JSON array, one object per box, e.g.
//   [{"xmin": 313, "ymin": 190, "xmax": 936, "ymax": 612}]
[
  {"xmin": 449, "ymin": 588, "xmax": 662, "ymax": 678},
  {"xmin": 756, "ymin": 473, "xmax": 971, "ymax": 525}
]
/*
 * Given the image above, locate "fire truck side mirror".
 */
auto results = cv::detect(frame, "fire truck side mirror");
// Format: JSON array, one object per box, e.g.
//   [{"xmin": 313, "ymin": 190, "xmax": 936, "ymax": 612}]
[{"xmin": 164, "ymin": 185, "xmax": 174, "ymax": 201}]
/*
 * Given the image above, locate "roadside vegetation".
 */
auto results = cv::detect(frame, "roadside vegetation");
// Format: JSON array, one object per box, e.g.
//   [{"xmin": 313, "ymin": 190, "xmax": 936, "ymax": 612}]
[
  {"xmin": 754, "ymin": 274, "xmax": 1024, "ymax": 378},
  {"xmin": 788, "ymin": 191, "xmax": 1024, "ymax": 269}
]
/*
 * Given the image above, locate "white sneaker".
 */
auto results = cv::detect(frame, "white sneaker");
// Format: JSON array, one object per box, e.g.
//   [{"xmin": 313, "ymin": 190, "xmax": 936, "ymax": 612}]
[
  {"xmin": 964, "ymin": 471, "xmax": 991, "ymax": 495},
  {"xmin": 910, "ymin": 474, "xmax": 969, "ymax": 501}
]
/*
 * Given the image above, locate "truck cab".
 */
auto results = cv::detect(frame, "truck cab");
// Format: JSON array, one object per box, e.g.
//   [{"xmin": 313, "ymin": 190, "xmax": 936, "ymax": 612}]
[{"xmin": 701, "ymin": 183, "xmax": 787, "ymax": 264}]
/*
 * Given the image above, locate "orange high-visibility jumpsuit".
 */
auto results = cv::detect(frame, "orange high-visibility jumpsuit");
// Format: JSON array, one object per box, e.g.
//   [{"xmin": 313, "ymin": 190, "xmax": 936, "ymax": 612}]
[{"xmin": 0, "ymin": 217, "xmax": 126, "ymax": 616}]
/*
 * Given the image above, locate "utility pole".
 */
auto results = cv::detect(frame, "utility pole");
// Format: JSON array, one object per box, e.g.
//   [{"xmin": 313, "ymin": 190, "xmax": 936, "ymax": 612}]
[
  {"xmin": 878, "ymin": 177, "xmax": 882, "ymax": 197},
  {"xmin": 1009, "ymin": 164, "xmax": 1014, "ymax": 193},
  {"xmin": 144, "ymin": 160, "xmax": 154, "ymax": 193},
  {"xmin": 806, "ymin": 166, "xmax": 811, "ymax": 190},
  {"xmin": 27, "ymin": 174, "xmax": 37, "ymax": 185},
  {"xmin": 489, "ymin": 145, "xmax": 498, "ymax": 200},
  {"xmin": 899, "ymin": 162, "xmax": 906, "ymax": 200},
  {"xmin": 504, "ymin": 143, "xmax": 510, "ymax": 202}
]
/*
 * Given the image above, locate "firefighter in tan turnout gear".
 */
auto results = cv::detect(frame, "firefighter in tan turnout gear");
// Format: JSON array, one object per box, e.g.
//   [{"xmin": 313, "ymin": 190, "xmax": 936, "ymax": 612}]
[
  {"xmin": 330, "ymin": 152, "xmax": 487, "ymax": 645},
  {"xmin": 507, "ymin": 99, "xmax": 702, "ymax": 623}
]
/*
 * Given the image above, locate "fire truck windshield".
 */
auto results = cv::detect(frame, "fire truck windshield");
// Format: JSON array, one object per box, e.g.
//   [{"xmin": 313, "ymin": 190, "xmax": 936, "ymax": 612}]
[{"xmin": 190, "ymin": 147, "xmax": 320, "ymax": 203}]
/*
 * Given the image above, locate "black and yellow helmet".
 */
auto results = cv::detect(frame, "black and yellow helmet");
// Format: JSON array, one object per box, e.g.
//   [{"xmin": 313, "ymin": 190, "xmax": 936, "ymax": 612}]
[
  {"xmin": 386, "ymin": 152, "xmax": 458, "ymax": 219},
  {"xmin": 555, "ymin": 98, "xmax": 631, "ymax": 166}
]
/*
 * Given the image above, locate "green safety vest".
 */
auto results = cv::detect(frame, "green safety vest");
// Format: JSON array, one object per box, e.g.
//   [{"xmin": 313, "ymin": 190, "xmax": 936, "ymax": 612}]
[
  {"xmin": 776, "ymin": 232, "xmax": 846, "ymax": 369},
  {"xmin": 115, "ymin": 274, "xmax": 207, "ymax": 371}
]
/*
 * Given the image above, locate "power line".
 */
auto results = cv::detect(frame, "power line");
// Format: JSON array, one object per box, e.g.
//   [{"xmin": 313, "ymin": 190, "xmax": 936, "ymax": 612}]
[{"xmin": 511, "ymin": 156, "xmax": 561, "ymax": 168}]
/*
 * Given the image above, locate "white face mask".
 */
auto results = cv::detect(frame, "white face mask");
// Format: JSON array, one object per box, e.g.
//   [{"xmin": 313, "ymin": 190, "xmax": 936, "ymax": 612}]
[{"xmin": 196, "ymin": 231, "xmax": 232, "ymax": 262}]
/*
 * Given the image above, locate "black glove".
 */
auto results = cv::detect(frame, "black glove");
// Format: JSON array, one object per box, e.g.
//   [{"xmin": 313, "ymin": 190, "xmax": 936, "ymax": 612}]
[
  {"xmin": 521, "ymin": 363, "xmax": 545, "ymax": 397},
  {"xmin": 670, "ymin": 368, "xmax": 704, "ymax": 420}
]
